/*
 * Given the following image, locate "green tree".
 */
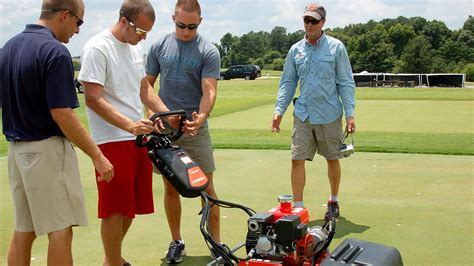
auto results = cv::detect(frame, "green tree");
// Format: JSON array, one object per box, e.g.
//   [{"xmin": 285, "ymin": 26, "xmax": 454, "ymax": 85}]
[
  {"xmin": 348, "ymin": 24, "xmax": 394, "ymax": 72},
  {"xmin": 216, "ymin": 16, "xmax": 470, "ymax": 72},
  {"xmin": 400, "ymin": 35, "xmax": 433, "ymax": 73},
  {"xmin": 458, "ymin": 16, "xmax": 474, "ymax": 51},
  {"xmin": 463, "ymin": 63, "xmax": 474, "ymax": 81},
  {"xmin": 286, "ymin": 30, "xmax": 305, "ymax": 50},
  {"xmin": 269, "ymin": 26, "xmax": 288, "ymax": 54},
  {"xmin": 219, "ymin": 33, "xmax": 236, "ymax": 56},
  {"xmin": 409, "ymin": 17, "xmax": 428, "ymax": 35},
  {"xmin": 262, "ymin": 50, "xmax": 281, "ymax": 65},
  {"xmin": 463, "ymin": 15, "xmax": 474, "ymax": 33},
  {"xmin": 436, "ymin": 39, "xmax": 473, "ymax": 67},
  {"xmin": 231, "ymin": 31, "xmax": 268, "ymax": 64},
  {"xmin": 270, "ymin": 58, "xmax": 285, "ymax": 71},
  {"xmin": 388, "ymin": 23, "xmax": 416, "ymax": 56},
  {"xmin": 326, "ymin": 29, "xmax": 350, "ymax": 46},
  {"xmin": 421, "ymin": 20, "xmax": 451, "ymax": 50}
]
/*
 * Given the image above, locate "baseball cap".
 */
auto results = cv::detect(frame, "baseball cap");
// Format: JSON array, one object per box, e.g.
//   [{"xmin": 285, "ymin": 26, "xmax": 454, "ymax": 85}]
[{"xmin": 302, "ymin": 3, "xmax": 326, "ymax": 20}]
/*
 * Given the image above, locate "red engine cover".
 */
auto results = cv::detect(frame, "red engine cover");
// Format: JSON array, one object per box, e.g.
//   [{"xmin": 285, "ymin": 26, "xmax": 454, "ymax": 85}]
[
  {"xmin": 266, "ymin": 201, "xmax": 309, "ymax": 224},
  {"xmin": 240, "ymin": 198, "xmax": 323, "ymax": 266}
]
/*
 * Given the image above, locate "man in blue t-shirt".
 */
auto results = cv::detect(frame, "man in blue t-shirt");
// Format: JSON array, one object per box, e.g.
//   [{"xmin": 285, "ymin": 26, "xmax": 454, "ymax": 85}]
[
  {"xmin": 145, "ymin": 0, "xmax": 221, "ymax": 263},
  {"xmin": 0, "ymin": 0, "xmax": 113, "ymax": 264}
]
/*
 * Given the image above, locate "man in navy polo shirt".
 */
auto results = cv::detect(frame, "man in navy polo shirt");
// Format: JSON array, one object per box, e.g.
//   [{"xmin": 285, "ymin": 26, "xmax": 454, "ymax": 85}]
[{"xmin": 0, "ymin": 0, "xmax": 113, "ymax": 265}]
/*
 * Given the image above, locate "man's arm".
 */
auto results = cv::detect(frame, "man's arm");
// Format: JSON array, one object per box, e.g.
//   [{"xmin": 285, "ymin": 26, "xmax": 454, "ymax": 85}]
[
  {"xmin": 50, "ymin": 108, "xmax": 114, "ymax": 182},
  {"xmin": 335, "ymin": 44, "xmax": 356, "ymax": 133},
  {"xmin": 146, "ymin": 74, "xmax": 158, "ymax": 87},
  {"xmin": 140, "ymin": 76, "xmax": 168, "ymax": 115},
  {"xmin": 183, "ymin": 77, "xmax": 217, "ymax": 135},
  {"xmin": 198, "ymin": 77, "xmax": 217, "ymax": 118},
  {"xmin": 272, "ymin": 49, "xmax": 298, "ymax": 133},
  {"xmin": 83, "ymin": 81, "xmax": 155, "ymax": 136}
]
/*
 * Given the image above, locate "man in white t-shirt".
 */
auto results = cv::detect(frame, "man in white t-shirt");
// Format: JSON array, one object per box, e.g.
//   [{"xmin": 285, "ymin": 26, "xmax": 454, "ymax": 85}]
[{"xmin": 78, "ymin": 0, "xmax": 168, "ymax": 265}]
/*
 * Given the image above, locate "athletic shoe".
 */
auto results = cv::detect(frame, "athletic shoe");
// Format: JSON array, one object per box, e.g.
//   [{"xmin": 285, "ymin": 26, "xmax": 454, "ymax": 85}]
[
  {"xmin": 324, "ymin": 201, "xmax": 340, "ymax": 221},
  {"xmin": 166, "ymin": 240, "xmax": 186, "ymax": 264}
]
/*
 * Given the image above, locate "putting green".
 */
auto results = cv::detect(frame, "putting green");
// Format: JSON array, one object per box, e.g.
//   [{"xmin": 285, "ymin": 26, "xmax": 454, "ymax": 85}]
[{"xmin": 0, "ymin": 150, "xmax": 472, "ymax": 265}]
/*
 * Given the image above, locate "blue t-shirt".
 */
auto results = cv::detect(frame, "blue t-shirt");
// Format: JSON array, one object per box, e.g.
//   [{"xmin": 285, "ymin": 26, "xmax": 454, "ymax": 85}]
[
  {"xmin": 0, "ymin": 24, "xmax": 79, "ymax": 141},
  {"xmin": 145, "ymin": 33, "xmax": 220, "ymax": 121}
]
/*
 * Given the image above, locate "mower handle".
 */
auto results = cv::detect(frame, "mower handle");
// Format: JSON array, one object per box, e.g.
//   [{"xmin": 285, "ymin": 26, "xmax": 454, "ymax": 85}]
[
  {"xmin": 135, "ymin": 110, "xmax": 187, "ymax": 147},
  {"xmin": 148, "ymin": 110, "xmax": 187, "ymax": 125}
]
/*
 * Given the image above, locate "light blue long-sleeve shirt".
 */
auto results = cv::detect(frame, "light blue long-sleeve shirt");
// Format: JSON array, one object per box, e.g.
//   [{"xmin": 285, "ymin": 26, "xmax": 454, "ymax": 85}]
[{"xmin": 275, "ymin": 33, "xmax": 355, "ymax": 125}]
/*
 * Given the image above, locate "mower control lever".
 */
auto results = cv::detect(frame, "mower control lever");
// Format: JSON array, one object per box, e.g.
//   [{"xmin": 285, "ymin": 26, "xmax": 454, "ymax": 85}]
[{"xmin": 135, "ymin": 110, "xmax": 187, "ymax": 147}]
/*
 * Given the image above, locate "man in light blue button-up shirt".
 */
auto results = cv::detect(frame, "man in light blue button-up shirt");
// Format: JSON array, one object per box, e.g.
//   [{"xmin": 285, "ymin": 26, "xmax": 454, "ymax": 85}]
[{"xmin": 271, "ymin": 2, "xmax": 356, "ymax": 222}]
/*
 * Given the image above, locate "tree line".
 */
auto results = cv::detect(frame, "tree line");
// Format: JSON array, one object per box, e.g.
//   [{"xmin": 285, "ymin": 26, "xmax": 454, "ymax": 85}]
[{"xmin": 216, "ymin": 16, "xmax": 474, "ymax": 81}]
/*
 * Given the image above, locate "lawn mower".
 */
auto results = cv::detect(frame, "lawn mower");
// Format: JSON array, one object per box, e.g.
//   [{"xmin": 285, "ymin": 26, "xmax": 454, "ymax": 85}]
[{"xmin": 136, "ymin": 110, "xmax": 402, "ymax": 266}]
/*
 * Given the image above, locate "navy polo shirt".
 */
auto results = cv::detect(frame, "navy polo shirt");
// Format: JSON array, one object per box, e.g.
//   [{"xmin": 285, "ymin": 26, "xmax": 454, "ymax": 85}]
[{"xmin": 0, "ymin": 24, "xmax": 79, "ymax": 141}]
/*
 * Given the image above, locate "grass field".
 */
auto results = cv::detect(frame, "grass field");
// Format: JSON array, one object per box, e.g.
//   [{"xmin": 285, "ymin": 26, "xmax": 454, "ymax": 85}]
[
  {"xmin": 0, "ymin": 80, "xmax": 473, "ymax": 156},
  {"xmin": 0, "ymin": 151, "xmax": 473, "ymax": 265},
  {"xmin": 0, "ymin": 77, "xmax": 473, "ymax": 265}
]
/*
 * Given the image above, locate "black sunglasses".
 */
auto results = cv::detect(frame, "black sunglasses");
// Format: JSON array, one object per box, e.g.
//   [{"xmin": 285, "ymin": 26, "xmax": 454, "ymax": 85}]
[
  {"xmin": 43, "ymin": 8, "xmax": 84, "ymax": 27},
  {"xmin": 303, "ymin": 17, "xmax": 321, "ymax": 25},
  {"xmin": 175, "ymin": 22, "xmax": 199, "ymax": 30}
]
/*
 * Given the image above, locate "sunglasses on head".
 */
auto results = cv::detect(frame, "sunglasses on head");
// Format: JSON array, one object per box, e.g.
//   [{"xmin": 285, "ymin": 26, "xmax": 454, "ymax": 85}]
[
  {"xmin": 175, "ymin": 22, "xmax": 199, "ymax": 30},
  {"xmin": 303, "ymin": 17, "xmax": 321, "ymax": 25},
  {"xmin": 43, "ymin": 8, "xmax": 84, "ymax": 27},
  {"xmin": 121, "ymin": 12, "xmax": 149, "ymax": 36}
]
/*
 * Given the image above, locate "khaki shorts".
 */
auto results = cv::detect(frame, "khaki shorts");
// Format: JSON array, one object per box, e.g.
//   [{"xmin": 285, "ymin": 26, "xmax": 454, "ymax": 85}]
[
  {"xmin": 173, "ymin": 126, "xmax": 215, "ymax": 174},
  {"xmin": 291, "ymin": 116, "xmax": 344, "ymax": 161},
  {"xmin": 8, "ymin": 137, "xmax": 88, "ymax": 236}
]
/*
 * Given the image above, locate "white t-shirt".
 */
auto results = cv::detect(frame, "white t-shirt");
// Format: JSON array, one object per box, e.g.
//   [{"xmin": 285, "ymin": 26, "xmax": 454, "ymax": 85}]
[{"xmin": 78, "ymin": 30, "xmax": 145, "ymax": 144}]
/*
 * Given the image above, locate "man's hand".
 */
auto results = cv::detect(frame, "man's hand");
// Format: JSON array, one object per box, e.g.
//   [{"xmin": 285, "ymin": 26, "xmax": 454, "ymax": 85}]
[
  {"xmin": 183, "ymin": 112, "xmax": 206, "ymax": 136},
  {"xmin": 346, "ymin": 117, "xmax": 356, "ymax": 133},
  {"xmin": 128, "ymin": 118, "xmax": 156, "ymax": 136},
  {"xmin": 93, "ymin": 152, "xmax": 114, "ymax": 182},
  {"xmin": 271, "ymin": 113, "xmax": 283, "ymax": 133}
]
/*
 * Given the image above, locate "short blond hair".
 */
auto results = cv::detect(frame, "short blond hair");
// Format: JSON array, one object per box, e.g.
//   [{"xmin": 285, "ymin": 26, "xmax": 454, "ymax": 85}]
[
  {"xmin": 175, "ymin": 0, "xmax": 201, "ymax": 16},
  {"xmin": 119, "ymin": 0, "xmax": 155, "ymax": 23}
]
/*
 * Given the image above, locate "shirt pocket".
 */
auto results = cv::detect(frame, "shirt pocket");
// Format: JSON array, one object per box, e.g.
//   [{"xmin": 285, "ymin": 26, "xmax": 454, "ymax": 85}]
[
  {"xmin": 316, "ymin": 55, "xmax": 335, "ymax": 79},
  {"xmin": 294, "ymin": 54, "xmax": 310, "ymax": 77}
]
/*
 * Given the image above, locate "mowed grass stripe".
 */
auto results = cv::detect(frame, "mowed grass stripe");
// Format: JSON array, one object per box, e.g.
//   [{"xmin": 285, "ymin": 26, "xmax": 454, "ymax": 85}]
[
  {"xmin": 210, "ymin": 100, "xmax": 473, "ymax": 134},
  {"xmin": 210, "ymin": 129, "xmax": 474, "ymax": 155},
  {"xmin": 0, "ymin": 83, "xmax": 473, "ymax": 156}
]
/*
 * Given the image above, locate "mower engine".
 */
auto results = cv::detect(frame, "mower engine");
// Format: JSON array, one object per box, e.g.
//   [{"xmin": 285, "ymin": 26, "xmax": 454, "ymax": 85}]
[{"xmin": 241, "ymin": 195, "xmax": 334, "ymax": 266}]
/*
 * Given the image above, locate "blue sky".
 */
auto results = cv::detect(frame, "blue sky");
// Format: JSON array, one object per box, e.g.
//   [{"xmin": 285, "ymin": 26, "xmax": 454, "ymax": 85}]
[{"xmin": 1, "ymin": 0, "xmax": 472, "ymax": 56}]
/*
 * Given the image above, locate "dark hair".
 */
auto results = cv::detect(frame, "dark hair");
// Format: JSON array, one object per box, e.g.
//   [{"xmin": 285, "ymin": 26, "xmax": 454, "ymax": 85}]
[
  {"xmin": 40, "ymin": 0, "xmax": 82, "ymax": 19},
  {"xmin": 175, "ymin": 0, "xmax": 201, "ymax": 16},
  {"xmin": 119, "ymin": 0, "xmax": 155, "ymax": 23}
]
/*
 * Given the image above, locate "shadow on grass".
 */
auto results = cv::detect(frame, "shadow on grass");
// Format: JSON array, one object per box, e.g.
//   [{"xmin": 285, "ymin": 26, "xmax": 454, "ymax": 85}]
[
  {"xmin": 159, "ymin": 255, "xmax": 212, "ymax": 266},
  {"xmin": 309, "ymin": 216, "xmax": 370, "ymax": 239}
]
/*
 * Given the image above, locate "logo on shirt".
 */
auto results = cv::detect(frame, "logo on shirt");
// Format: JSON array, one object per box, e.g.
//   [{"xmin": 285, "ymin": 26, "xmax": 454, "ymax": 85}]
[{"xmin": 296, "ymin": 52, "xmax": 306, "ymax": 59}]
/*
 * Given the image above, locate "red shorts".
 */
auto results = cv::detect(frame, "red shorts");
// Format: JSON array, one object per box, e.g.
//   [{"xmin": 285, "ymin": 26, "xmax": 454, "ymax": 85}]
[{"xmin": 96, "ymin": 140, "xmax": 154, "ymax": 218}]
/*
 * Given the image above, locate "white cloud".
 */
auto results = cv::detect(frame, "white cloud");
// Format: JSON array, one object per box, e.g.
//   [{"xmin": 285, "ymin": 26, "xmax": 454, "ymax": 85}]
[{"xmin": 0, "ymin": 0, "xmax": 472, "ymax": 56}]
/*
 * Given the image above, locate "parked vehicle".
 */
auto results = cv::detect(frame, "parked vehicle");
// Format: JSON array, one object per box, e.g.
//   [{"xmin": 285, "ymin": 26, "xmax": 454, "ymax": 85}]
[
  {"xmin": 220, "ymin": 65, "xmax": 261, "ymax": 80},
  {"xmin": 75, "ymin": 77, "xmax": 84, "ymax": 93}
]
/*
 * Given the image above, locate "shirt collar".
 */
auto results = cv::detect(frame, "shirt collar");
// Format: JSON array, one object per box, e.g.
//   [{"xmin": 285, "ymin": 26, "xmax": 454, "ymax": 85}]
[
  {"xmin": 304, "ymin": 30, "xmax": 325, "ymax": 47},
  {"xmin": 24, "ymin": 24, "xmax": 57, "ymax": 39}
]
